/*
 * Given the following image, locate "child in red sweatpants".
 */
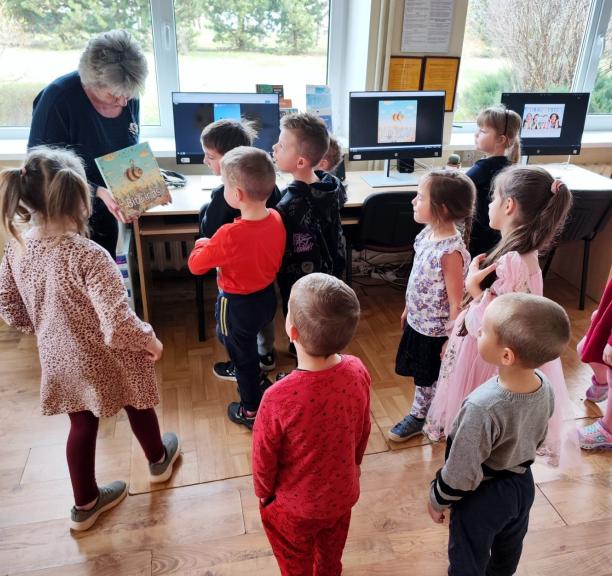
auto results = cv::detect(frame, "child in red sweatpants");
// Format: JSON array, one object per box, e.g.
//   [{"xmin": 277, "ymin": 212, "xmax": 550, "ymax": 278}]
[{"xmin": 252, "ymin": 273, "xmax": 371, "ymax": 576}]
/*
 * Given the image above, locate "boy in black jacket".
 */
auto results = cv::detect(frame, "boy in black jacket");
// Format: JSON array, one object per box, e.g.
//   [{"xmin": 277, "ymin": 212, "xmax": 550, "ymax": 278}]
[{"xmin": 273, "ymin": 113, "xmax": 346, "ymax": 318}]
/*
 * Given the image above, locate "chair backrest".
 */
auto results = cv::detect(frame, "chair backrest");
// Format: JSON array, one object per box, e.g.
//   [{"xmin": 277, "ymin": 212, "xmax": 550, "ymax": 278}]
[
  {"xmin": 559, "ymin": 194, "xmax": 612, "ymax": 242},
  {"xmin": 360, "ymin": 191, "xmax": 424, "ymax": 251}
]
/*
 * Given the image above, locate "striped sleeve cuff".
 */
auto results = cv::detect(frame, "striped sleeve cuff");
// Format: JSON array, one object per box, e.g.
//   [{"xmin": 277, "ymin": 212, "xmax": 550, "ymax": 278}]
[{"xmin": 429, "ymin": 469, "xmax": 472, "ymax": 512}]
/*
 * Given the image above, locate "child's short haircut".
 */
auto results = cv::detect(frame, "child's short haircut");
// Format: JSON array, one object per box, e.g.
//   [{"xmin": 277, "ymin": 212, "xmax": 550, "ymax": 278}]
[
  {"xmin": 289, "ymin": 273, "xmax": 360, "ymax": 357},
  {"xmin": 220, "ymin": 146, "xmax": 276, "ymax": 202},
  {"xmin": 281, "ymin": 113, "xmax": 330, "ymax": 167},
  {"xmin": 320, "ymin": 135, "xmax": 342, "ymax": 171},
  {"xmin": 488, "ymin": 293, "xmax": 571, "ymax": 368},
  {"xmin": 200, "ymin": 119, "xmax": 258, "ymax": 155}
]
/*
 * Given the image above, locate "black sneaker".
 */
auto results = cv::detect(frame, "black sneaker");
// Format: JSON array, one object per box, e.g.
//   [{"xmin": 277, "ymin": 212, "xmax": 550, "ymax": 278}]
[
  {"xmin": 227, "ymin": 402, "xmax": 256, "ymax": 430},
  {"xmin": 260, "ymin": 376, "xmax": 273, "ymax": 394},
  {"xmin": 213, "ymin": 361, "xmax": 237, "ymax": 381},
  {"xmin": 288, "ymin": 342, "xmax": 297, "ymax": 358},
  {"xmin": 259, "ymin": 352, "xmax": 276, "ymax": 371}
]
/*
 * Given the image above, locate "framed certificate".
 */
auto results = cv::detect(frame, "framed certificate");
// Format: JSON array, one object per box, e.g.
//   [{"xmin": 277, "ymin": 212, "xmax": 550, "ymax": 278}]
[
  {"xmin": 388, "ymin": 56, "xmax": 424, "ymax": 91},
  {"xmin": 422, "ymin": 57, "xmax": 460, "ymax": 112}
]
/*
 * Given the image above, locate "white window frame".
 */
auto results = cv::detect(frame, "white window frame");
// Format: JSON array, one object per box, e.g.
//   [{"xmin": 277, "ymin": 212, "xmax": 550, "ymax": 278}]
[{"xmin": 453, "ymin": 0, "xmax": 612, "ymax": 134}]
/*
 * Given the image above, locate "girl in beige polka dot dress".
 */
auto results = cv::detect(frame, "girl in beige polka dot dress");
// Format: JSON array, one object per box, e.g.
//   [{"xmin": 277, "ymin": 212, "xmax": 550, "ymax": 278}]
[{"xmin": 0, "ymin": 147, "xmax": 180, "ymax": 531}]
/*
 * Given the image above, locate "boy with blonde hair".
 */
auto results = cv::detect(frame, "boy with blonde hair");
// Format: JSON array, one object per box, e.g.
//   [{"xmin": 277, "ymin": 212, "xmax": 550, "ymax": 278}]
[
  {"xmin": 429, "ymin": 293, "xmax": 571, "ymax": 575},
  {"xmin": 188, "ymin": 147, "xmax": 286, "ymax": 428},
  {"xmin": 273, "ymin": 114, "xmax": 346, "ymax": 322},
  {"xmin": 253, "ymin": 273, "xmax": 371, "ymax": 575},
  {"xmin": 199, "ymin": 119, "xmax": 282, "ymax": 376}
]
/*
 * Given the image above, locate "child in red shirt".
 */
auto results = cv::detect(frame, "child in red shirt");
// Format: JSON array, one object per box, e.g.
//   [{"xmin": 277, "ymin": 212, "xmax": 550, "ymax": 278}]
[
  {"xmin": 252, "ymin": 273, "xmax": 371, "ymax": 575},
  {"xmin": 188, "ymin": 147, "xmax": 286, "ymax": 428}
]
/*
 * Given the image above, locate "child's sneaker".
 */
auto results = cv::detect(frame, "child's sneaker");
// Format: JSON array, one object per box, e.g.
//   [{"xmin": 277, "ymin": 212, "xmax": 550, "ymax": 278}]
[
  {"xmin": 276, "ymin": 371, "xmax": 292, "ymax": 382},
  {"xmin": 228, "ymin": 402, "xmax": 256, "ymax": 430},
  {"xmin": 213, "ymin": 361, "xmax": 237, "ymax": 381},
  {"xmin": 260, "ymin": 376, "xmax": 273, "ymax": 394},
  {"xmin": 578, "ymin": 420, "xmax": 612, "ymax": 450},
  {"xmin": 70, "ymin": 480, "xmax": 127, "ymax": 531},
  {"xmin": 585, "ymin": 376, "xmax": 608, "ymax": 403},
  {"xmin": 259, "ymin": 352, "xmax": 276, "ymax": 371},
  {"xmin": 388, "ymin": 415, "xmax": 424, "ymax": 442},
  {"xmin": 149, "ymin": 432, "xmax": 181, "ymax": 483}
]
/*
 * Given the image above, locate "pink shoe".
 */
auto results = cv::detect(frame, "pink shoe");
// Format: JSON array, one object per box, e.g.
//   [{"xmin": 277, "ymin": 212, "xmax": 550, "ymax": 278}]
[
  {"xmin": 585, "ymin": 376, "xmax": 608, "ymax": 403},
  {"xmin": 578, "ymin": 420, "xmax": 612, "ymax": 450}
]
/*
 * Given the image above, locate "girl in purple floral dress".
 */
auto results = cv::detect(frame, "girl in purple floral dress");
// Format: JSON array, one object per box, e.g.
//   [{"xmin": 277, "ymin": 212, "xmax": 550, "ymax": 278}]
[{"xmin": 388, "ymin": 171, "xmax": 475, "ymax": 442}]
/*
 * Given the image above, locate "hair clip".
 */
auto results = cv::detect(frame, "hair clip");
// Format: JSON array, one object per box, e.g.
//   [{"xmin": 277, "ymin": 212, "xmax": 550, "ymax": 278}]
[{"xmin": 550, "ymin": 179, "xmax": 562, "ymax": 194}]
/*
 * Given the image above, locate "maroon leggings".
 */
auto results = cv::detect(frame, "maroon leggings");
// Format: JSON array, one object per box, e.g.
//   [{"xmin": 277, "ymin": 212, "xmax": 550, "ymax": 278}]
[{"xmin": 67, "ymin": 406, "xmax": 165, "ymax": 506}]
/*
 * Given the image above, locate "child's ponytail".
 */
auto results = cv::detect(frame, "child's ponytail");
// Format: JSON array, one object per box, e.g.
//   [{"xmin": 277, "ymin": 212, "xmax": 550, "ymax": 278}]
[
  {"xmin": 0, "ymin": 169, "xmax": 29, "ymax": 239},
  {"xmin": 458, "ymin": 166, "xmax": 572, "ymax": 330},
  {"xmin": 47, "ymin": 168, "xmax": 91, "ymax": 237},
  {"xmin": 0, "ymin": 147, "xmax": 90, "ymax": 241}
]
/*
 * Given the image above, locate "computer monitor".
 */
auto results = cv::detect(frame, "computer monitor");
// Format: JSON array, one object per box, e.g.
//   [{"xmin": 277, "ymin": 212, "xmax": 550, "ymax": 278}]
[
  {"xmin": 348, "ymin": 90, "xmax": 446, "ymax": 187},
  {"xmin": 172, "ymin": 92, "xmax": 280, "ymax": 164},
  {"xmin": 500, "ymin": 92, "xmax": 589, "ymax": 156}
]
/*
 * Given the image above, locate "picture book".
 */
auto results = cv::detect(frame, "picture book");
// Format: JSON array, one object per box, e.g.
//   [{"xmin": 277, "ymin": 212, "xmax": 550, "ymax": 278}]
[
  {"xmin": 95, "ymin": 142, "xmax": 171, "ymax": 219},
  {"xmin": 306, "ymin": 85, "xmax": 333, "ymax": 132}
]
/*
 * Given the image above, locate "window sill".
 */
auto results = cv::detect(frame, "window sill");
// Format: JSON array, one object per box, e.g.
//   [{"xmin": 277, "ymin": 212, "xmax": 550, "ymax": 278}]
[
  {"xmin": 448, "ymin": 131, "xmax": 612, "ymax": 150},
  {"xmin": 2, "ymin": 132, "xmax": 611, "ymax": 162}
]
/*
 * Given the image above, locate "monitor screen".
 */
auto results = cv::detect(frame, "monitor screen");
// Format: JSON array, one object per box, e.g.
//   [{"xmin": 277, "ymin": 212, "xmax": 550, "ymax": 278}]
[
  {"xmin": 172, "ymin": 92, "xmax": 280, "ymax": 164},
  {"xmin": 500, "ymin": 92, "xmax": 589, "ymax": 156},
  {"xmin": 348, "ymin": 91, "xmax": 446, "ymax": 161}
]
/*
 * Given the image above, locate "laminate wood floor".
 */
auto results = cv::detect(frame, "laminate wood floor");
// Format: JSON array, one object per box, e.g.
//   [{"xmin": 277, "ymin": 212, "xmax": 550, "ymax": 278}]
[{"xmin": 0, "ymin": 272, "xmax": 610, "ymax": 575}]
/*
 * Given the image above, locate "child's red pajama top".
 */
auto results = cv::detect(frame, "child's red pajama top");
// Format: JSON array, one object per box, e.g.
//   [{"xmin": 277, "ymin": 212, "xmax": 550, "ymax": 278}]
[
  {"xmin": 187, "ymin": 209, "xmax": 286, "ymax": 294},
  {"xmin": 252, "ymin": 355, "xmax": 372, "ymax": 519}
]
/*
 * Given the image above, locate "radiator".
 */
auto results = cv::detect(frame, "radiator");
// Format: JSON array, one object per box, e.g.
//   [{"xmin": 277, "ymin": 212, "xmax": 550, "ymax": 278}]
[{"xmin": 148, "ymin": 238, "xmax": 196, "ymax": 272}]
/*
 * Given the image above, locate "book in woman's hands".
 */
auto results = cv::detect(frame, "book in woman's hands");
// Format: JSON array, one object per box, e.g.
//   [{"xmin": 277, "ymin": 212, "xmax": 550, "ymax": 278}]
[{"xmin": 95, "ymin": 142, "xmax": 172, "ymax": 219}]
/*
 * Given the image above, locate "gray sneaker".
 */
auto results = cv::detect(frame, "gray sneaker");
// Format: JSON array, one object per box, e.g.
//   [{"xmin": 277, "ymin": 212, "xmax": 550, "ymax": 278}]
[
  {"xmin": 70, "ymin": 480, "xmax": 128, "ymax": 531},
  {"xmin": 388, "ymin": 415, "xmax": 425, "ymax": 442},
  {"xmin": 149, "ymin": 432, "xmax": 181, "ymax": 483}
]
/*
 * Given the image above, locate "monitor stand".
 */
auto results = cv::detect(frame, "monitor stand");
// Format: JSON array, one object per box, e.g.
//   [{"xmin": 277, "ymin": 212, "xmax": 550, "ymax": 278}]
[{"xmin": 361, "ymin": 159, "xmax": 419, "ymax": 188}]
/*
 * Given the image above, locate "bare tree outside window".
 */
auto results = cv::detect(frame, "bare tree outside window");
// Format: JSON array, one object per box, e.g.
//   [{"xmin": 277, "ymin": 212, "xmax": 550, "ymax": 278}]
[{"xmin": 455, "ymin": 0, "xmax": 609, "ymax": 120}]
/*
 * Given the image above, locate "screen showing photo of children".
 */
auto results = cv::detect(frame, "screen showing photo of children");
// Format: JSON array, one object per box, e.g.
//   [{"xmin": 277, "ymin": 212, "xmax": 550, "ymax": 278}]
[
  {"xmin": 521, "ymin": 104, "xmax": 565, "ymax": 138},
  {"xmin": 378, "ymin": 100, "xmax": 417, "ymax": 144}
]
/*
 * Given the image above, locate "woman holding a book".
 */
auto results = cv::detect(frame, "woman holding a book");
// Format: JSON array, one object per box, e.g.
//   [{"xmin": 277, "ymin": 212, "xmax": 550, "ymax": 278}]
[{"xmin": 27, "ymin": 29, "xmax": 148, "ymax": 259}]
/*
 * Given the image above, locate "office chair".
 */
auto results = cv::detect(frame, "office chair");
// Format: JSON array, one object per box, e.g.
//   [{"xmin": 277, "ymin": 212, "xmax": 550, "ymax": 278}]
[
  {"xmin": 346, "ymin": 191, "xmax": 423, "ymax": 285},
  {"xmin": 542, "ymin": 192, "xmax": 612, "ymax": 310},
  {"xmin": 195, "ymin": 202, "xmax": 210, "ymax": 341}
]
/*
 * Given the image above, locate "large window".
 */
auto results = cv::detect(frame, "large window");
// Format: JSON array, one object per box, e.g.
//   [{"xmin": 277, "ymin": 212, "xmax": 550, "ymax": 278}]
[
  {"xmin": 0, "ymin": 0, "xmax": 330, "ymax": 137},
  {"xmin": 174, "ymin": 1, "xmax": 329, "ymax": 112},
  {"xmin": 588, "ymin": 12, "xmax": 612, "ymax": 114},
  {"xmin": 0, "ymin": 1, "xmax": 160, "ymax": 127},
  {"xmin": 455, "ymin": 0, "xmax": 590, "ymax": 122}
]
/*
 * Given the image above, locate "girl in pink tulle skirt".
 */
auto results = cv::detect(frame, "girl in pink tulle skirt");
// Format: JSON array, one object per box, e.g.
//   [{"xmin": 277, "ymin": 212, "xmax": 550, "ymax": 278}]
[{"xmin": 425, "ymin": 166, "xmax": 580, "ymax": 467}]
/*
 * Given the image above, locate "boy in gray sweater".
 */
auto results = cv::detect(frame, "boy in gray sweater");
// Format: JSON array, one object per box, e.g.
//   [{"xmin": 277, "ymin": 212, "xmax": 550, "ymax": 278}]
[{"xmin": 428, "ymin": 293, "xmax": 571, "ymax": 576}]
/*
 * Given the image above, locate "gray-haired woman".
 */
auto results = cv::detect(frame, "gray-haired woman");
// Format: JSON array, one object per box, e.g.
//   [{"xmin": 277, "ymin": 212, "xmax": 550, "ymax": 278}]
[{"xmin": 28, "ymin": 30, "xmax": 149, "ymax": 259}]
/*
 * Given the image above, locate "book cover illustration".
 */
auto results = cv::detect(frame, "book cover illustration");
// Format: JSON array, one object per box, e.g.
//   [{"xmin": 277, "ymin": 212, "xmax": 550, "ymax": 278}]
[
  {"xmin": 95, "ymin": 142, "xmax": 172, "ymax": 219},
  {"xmin": 306, "ymin": 85, "xmax": 332, "ymax": 132}
]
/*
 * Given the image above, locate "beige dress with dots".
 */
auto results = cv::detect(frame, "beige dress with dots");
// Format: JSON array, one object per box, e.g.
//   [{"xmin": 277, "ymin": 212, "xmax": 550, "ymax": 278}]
[{"xmin": 0, "ymin": 234, "xmax": 159, "ymax": 418}]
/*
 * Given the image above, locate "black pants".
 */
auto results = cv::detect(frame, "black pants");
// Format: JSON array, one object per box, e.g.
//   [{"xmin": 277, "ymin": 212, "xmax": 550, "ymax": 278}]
[
  {"xmin": 448, "ymin": 469, "xmax": 535, "ymax": 576},
  {"xmin": 216, "ymin": 284, "xmax": 276, "ymax": 411},
  {"xmin": 90, "ymin": 198, "xmax": 119, "ymax": 260}
]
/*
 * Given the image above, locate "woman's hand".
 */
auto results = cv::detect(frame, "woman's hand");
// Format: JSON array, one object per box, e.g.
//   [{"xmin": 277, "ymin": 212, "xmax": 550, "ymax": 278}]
[
  {"xmin": 466, "ymin": 254, "xmax": 497, "ymax": 300},
  {"xmin": 428, "ymin": 501, "xmax": 445, "ymax": 524},
  {"xmin": 603, "ymin": 343, "xmax": 612, "ymax": 366},
  {"xmin": 95, "ymin": 186, "xmax": 134, "ymax": 224}
]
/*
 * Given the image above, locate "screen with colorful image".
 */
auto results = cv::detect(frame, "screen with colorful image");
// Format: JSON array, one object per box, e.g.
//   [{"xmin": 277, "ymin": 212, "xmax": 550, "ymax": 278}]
[
  {"xmin": 521, "ymin": 104, "xmax": 565, "ymax": 138},
  {"xmin": 172, "ymin": 92, "xmax": 280, "ymax": 164},
  {"xmin": 349, "ymin": 91, "xmax": 445, "ymax": 161},
  {"xmin": 378, "ymin": 100, "xmax": 417, "ymax": 143},
  {"xmin": 501, "ymin": 92, "xmax": 589, "ymax": 156}
]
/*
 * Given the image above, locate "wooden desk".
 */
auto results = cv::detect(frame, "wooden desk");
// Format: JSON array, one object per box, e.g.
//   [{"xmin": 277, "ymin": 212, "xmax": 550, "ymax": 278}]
[
  {"xmin": 133, "ymin": 171, "xmax": 421, "ymax": 322},
  {"xmin": 132, "ymin": 164, "xmax": 612, "ymax": 322}
]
